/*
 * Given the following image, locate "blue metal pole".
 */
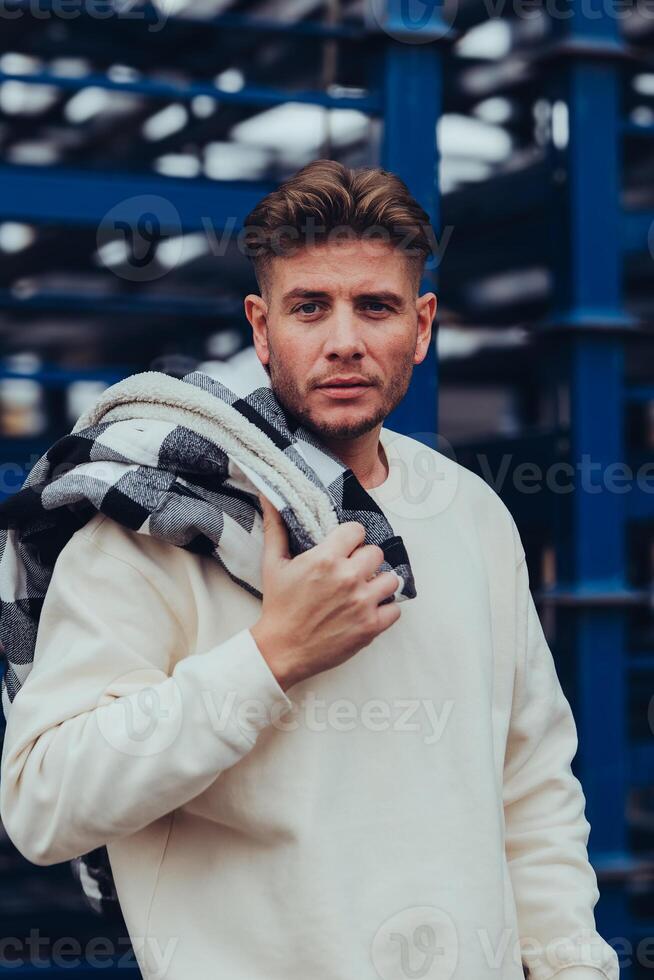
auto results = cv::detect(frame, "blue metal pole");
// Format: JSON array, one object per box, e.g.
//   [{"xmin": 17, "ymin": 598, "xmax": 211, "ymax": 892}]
[
  {"xmin": 377, "ymin": 2, "xmax": 444, "ymax": 447},
  {"xmin": 543, "ymin": 2, "xmax": 632, "ymax": 966}
]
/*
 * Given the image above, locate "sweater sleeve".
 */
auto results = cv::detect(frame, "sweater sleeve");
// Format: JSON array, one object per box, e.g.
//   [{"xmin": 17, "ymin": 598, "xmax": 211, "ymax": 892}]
[
  {"xmin": 503, "ymin": 542, "xmax": 620, "ymax": 980},
  {"xmin": 0, "ymin": 526, "xmax": 293, "ymax": 867}
]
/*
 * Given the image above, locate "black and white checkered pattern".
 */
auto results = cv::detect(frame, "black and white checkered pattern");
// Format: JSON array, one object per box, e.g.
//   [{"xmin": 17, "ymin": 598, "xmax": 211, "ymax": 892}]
[{"xmin": 0, "ymin": 368, "xmax": 416, "ymax": 915}]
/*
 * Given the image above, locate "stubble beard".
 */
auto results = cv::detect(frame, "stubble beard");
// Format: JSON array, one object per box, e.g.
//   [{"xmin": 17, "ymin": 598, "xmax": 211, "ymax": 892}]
[{"xmin": 266, "ymin": 346, "xmax": 415, "ymax": 441}]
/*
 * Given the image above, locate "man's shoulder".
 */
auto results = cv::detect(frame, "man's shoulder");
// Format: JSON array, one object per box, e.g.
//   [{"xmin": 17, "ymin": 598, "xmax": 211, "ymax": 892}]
[
  {"xmin": 380, "ymin": 425, "xmax": 521, "ymax": 555},
  {"xmin": 381, "ymin": 425, "xmax": 511, "ymax": 508},
  {"xmin": 65, "ymin": 511, "xmax": 194, "ymax": 604},
  {"xmin": 75, "ymin": 511, "xmax": 168, "ymax": 562}
]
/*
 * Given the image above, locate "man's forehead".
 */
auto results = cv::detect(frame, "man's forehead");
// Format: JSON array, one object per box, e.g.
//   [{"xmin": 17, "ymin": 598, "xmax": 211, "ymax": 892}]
[
  {"xmin": 275, "ymin": 261, "xmax": 408, "ymax": 296},
  {"xmin": 268, "ymin": 244, "xmax": 412, "ymax": 303}
]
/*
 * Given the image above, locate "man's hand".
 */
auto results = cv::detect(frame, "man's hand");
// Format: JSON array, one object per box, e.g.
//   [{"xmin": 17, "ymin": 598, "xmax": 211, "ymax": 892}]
[{"xmin": 250, "ymin": 493, "xmax": 402, "ymax": 691}]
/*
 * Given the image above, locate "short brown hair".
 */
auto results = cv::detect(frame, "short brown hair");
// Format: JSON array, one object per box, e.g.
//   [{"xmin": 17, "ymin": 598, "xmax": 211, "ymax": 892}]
[{"xmin": 242, "ymin": 159, "xmax": 435, "ymax": 300}]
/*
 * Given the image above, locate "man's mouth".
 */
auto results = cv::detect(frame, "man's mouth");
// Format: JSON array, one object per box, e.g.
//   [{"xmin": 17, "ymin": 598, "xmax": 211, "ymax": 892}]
[
  {"xmin": 316, "ymin": 382, "xmax": 373, "ymax": 400},
  {"xmin": 316, "ymin": 376, "xmax": 374, "ymax": 388}
]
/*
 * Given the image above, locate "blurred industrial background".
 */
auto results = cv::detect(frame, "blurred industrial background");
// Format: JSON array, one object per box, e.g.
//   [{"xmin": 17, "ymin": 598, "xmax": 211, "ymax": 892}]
[{"xmin": 0, "ymin": 0, "xmax": 652, "ymax": 975}]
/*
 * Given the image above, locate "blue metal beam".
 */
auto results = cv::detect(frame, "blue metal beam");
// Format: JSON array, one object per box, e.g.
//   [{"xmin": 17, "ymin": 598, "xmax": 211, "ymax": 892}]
[
  {"xmin": 624, "ymin": 481, "xmax": 654, "ymax": 521},
  {"xmin": 0, "ymin": 164, "xmax": 274, "ymax": 231},
  {"xmin": 0, "ymin": 70, "xmax": 383, "ymax": 114},
  {"xmin": 2, "ymin": 0, "xmax": 372, "ymax": 39},
  {"xmin": 0, "ymin": 289, "xmax": 241, "ymax": 319},
  {"xmin": 622, "ymin": 209, "xmax": 654, "ymax": 256},
  {"xmin": 0, "ymin": 366, "xmax": 130, "ymax": 386},
  {"xmin": 624, "ymin": 385, "xmax": 654, "ymax": 402}
]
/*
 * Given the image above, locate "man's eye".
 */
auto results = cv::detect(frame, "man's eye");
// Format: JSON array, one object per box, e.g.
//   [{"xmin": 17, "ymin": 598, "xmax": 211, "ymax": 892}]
[
  {"xmin": 363, "ymin": 302, "xmax": 391, "ymax": 312},
  {"xmin": 293, "ymin": 301, "xmax": 391, "ymax": 315}
]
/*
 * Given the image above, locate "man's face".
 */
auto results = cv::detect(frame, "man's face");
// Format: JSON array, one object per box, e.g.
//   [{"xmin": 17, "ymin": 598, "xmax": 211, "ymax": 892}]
[{"xmin": 245, "ymin": 239, "xmax": 436, "ymax": 442}]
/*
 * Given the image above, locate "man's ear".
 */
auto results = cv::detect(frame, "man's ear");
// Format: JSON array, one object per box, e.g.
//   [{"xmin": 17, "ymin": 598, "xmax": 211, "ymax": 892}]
[
  {"xmin": 414, "ymin": 292, "xmax": 437, "ymax": 365},
  {"xmin": 244, "ymin": 294, "xmax": 270, "ymax": 369}
]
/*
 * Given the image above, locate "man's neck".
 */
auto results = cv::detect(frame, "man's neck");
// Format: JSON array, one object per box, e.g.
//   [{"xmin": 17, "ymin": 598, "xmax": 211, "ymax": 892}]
[{"xmin": 321, "ymin": 425, "xmax": 389, "ymax": 491}]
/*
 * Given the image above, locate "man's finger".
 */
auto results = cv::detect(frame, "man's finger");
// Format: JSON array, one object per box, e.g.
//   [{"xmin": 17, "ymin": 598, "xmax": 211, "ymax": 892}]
[
  {"xmin": 314, "ymin": 520, "xmax": 367, "ymax": 559},
  {"xmin": 258, "ymin": 493, "xmax": 291, "ymax": 562}
]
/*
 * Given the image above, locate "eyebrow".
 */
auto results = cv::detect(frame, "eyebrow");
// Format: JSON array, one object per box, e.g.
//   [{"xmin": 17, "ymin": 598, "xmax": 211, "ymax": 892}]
[{"xmin": 281, "ymin": 288, "xmax": 405, "ymax": 308}]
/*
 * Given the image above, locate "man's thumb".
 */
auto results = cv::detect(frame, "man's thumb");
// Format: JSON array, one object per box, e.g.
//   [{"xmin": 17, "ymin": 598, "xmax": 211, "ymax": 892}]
[{"xmin": 258, "ymin": 493, "xmax": 290, "ymax": 561}]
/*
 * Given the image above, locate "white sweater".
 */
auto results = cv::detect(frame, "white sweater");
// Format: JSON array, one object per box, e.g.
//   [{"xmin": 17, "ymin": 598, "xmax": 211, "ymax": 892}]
[{"xmin": 0, "ymin": 425, "xmax": 620, "ymax": 980}]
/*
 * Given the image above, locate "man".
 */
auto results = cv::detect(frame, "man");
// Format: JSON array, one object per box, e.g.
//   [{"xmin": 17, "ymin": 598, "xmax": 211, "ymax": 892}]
[{"xmin": 0, "ymin": 160, "xmax": 619, "ymax": 980}]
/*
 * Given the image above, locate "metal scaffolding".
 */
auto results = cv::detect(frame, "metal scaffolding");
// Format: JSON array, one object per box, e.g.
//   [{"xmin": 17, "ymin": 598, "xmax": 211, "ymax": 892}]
[{"xmin": 0, "ymin": 0, "xmax": 652, "ymax": 974}]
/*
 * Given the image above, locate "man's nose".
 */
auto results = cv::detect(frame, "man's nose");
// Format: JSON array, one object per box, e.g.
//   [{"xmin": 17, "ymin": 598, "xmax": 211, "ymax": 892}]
[{"xmin": 322, "ymin": 311, "xmax": 366, "ymax": 359}]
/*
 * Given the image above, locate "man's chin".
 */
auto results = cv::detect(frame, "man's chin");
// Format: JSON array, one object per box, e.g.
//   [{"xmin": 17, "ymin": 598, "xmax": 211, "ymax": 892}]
[
  {"xmin": 270, "ymin": 383, "xmax": 388, "ymax": 440},
  {"xmin": 302, "ymin": 408, "xmax": 387, "ymax": 441}
]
